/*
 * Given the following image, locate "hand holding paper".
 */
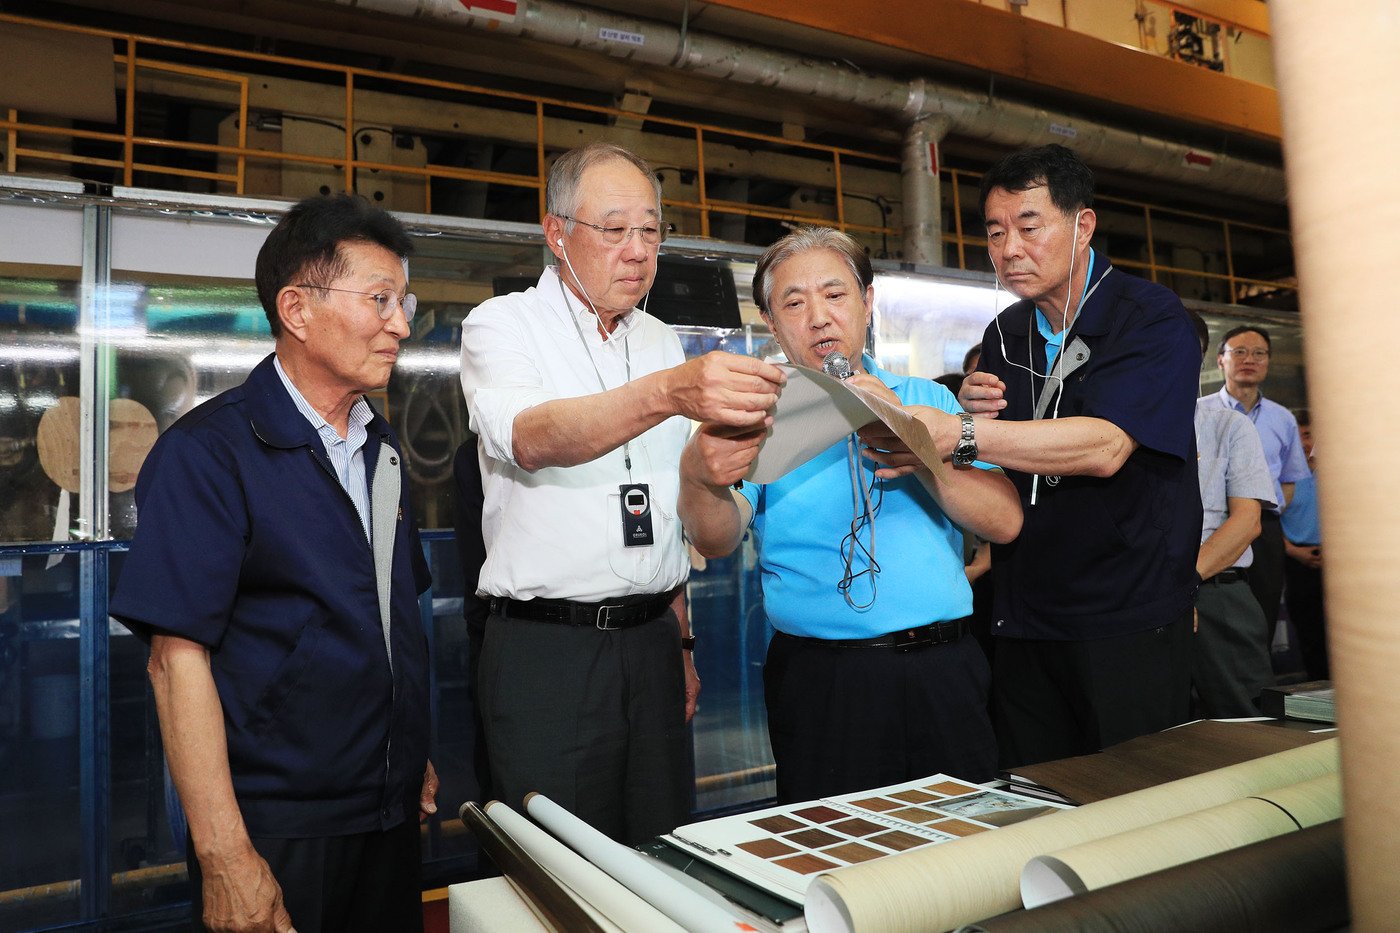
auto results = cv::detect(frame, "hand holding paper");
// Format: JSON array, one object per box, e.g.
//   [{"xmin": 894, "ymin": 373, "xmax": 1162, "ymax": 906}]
[
  {"xmin": 665, "ymin": 351, "xmax": 786, "ymax": 428},
  {"xmin": 847, "ymin": 373, "xmax": 944, "ymax": 480},
  {"xmin": 742, "ymin": 363, "xmax": 947, "ymax": 485},
  {"xmin": 683, "ymin": 420, "xmax": 771, "ymax": 490}
]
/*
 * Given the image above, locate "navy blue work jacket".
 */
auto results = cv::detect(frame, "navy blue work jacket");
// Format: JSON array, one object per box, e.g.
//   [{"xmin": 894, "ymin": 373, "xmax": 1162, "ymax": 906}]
[
  {"xmin": 978, "ymin": 258, "xmax": 1202, "ymax": 641},
  {"xmin": 111, "ymin": 354, "xmax": 432, "ymax": 837}
]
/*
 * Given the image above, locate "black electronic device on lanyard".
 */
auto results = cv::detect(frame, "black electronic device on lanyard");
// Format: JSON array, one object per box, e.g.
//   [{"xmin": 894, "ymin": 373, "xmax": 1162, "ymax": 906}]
[{"xmin": 619, "ymin": 482, "xmax": 655, "ymax": 547}]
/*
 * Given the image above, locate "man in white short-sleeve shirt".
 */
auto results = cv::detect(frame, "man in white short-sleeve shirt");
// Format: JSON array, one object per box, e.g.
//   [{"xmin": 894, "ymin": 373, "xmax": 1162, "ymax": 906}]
[{"xmin": 459, "ymin": 141, "xmax": 784, "ymax": 843}]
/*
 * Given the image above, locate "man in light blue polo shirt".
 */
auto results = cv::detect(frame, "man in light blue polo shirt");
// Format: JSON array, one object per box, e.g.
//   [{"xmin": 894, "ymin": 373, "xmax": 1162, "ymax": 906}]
[
  {"xmin": 1198, "ymin": 325, "xmax": 1309, "ymax": 646},
  {"xmin": 1281, "ymin": 410, "xmax": 1327, "ymax": 679},
  {"xmin": 678, "ymin": 227, "xmax": 1022, "ymax": 803}
]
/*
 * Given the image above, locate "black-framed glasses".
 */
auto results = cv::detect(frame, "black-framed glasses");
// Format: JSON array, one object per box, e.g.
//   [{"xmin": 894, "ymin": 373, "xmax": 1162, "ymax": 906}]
[
  {"xmin": 1225, "ymin": 347, "xmax": 1270, "ymax": 361},
  {"xmin": 297, "ymin": 285, "xmax": 417, "ymax": 324},
  {"xmin": 557, "ymin": 214, "xmax": 671, "ymax": 246}
]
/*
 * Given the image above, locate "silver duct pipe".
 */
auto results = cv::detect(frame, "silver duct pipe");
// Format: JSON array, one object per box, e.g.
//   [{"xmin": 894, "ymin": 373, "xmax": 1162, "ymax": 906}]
[
  {"xmin": 332, "ymin": 0, "xmax": 1285, "ymax": 214},
  {"xmin": 902, "ymin": 115, "xmax": 950, "ymax": 266}
]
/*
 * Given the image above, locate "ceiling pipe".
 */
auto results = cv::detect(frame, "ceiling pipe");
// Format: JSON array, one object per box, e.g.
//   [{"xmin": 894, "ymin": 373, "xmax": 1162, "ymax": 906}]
[{"xmin": 330, "ymin": 0, "xmax": 1285, "ymax": 206}]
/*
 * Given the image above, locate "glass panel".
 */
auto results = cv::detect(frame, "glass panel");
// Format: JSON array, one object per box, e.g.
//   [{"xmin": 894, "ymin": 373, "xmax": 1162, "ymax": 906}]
[
  {"xmin": 871, "ymin": 272, "xmax": 1017, "ymax": 380},
  {"xmin": 107, "ymin": 210, "xmax": 275, "ymax": 540},
  {"xmin": 417, "ymin": 535, "xmax": 481, "ymax": 873},
  {"xmin": 0, "ymin": 200, "xmax": 85, "ymax": 547},
  {"xmin": 668, "ymin": 323, "xmax": 780, "ymax": 812},
  {"xmin": 102, "ymin": 211, "xmax": 555, "ymax": 537},
  {"xmin": 395, "ymin": 233, "xmax": 552, "ymax": 531},
  {"xmin": 105, "ymin": 547, "xmax": 189, "ymax": 918},
  {"xmin": 689, "ymin": 537, "xmax": 774, "ymax": 811},
  {"xmin": 0, "ymin": 553, "xmax": 84, "ymax": 931}
]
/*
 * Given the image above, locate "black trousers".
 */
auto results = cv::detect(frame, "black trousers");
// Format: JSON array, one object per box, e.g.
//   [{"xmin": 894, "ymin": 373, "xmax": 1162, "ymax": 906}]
[
  {"xmin": 1249, "ymin": 512, "xmax": 1286, "ymax": 647},
  {"xmin": 993, "ymin": 613, "xmax": 1193, "ymax": 770},
  {"xmin": 478, "ymin": 610, "xmax": 691, "ymax": 845},
  {"xmin": 764, "ymin": 631, "xmax": 996, "ymax": 805},
  {"xmin": 1284, "ymin": 554, "xmax": 1328, "ymax": 680},
  {"xmin": 187, "ymin": 820, "xmax": 422, "ymax": 933},
  {"xmin": 1193, "ymin": 578, "xmax": 1273, "ymax": 718}
]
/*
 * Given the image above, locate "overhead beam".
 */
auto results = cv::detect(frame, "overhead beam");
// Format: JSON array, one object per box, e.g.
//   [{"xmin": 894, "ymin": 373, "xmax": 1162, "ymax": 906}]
[{"xmin": 701, "ymin": 0, "xmax": 1281, "ymax": 141}]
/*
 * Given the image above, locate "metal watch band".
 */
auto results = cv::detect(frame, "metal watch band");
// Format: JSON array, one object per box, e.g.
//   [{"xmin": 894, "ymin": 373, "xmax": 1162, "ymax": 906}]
[{"xmin": 953, "ymin": 412, "xmax": 978, "ymax": 466}]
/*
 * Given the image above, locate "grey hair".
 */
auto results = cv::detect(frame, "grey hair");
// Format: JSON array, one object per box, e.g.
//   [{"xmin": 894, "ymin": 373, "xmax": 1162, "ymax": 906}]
[
  {"xmin": 545, "ymin": 142, "xmax": 663, "ymax": 230},
  {"xmin": 752, "ymin": 226, "xmax": 874, "ymax": 316}
]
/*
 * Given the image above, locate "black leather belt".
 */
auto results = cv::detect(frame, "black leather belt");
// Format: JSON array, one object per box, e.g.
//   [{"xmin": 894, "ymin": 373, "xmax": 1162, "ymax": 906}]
[
  {"xmin": 490, "ymin": 594, "xmax": 670, "ymax": 630},
  {"xmin": 785, "ymin": 617, "xmax": 969, "ymax": 651},
  {"xmin": 1203, "ymin": 568, "xmax": 1249, "ymax": 586}
]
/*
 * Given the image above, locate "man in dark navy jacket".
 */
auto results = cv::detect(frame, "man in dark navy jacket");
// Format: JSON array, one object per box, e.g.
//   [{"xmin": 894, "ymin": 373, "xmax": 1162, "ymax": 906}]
[
  {"xmin": 918, "ymin": 145, "xmax": 1201, "ymax": 768},
  {"xmin": 112, "ymin": 195, "xmax": 435, "ymax": 933}
]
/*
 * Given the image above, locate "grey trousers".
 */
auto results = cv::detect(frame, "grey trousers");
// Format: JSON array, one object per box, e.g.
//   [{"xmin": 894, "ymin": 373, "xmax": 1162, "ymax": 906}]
[
  {"xmin": 1193, "ymin": 578, "xmax": 1275, "ymax": 717},
  {"xmin": 478, "ymin": 608, "xmax": 691, "ymax": 845}
]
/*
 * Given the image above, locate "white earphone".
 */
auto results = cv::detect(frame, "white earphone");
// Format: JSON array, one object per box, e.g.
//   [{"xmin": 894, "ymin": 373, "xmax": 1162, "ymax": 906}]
[{"xmin": 987, "ymin": 206, "xmax": 1096, "ymax": 505}]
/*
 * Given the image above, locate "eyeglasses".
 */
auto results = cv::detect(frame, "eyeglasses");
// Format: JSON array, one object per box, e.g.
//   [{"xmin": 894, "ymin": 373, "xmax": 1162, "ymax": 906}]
[
  {"xmin": 557, "ymin": 214, "xmax": 671, "ymax": 246},
  {"xmin": 298, "ymin": 285, "xmax": 417, "ymax": 324},
  {"xmin": 1225, "ymin": 347, "xmax": 1270, "ymax": 361}
]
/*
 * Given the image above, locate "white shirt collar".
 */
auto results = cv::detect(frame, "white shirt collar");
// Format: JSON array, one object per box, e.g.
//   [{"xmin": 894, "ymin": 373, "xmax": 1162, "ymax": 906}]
[{"xmin": 541, "ymin": 265, "xmax": 641, "ymax": 345}]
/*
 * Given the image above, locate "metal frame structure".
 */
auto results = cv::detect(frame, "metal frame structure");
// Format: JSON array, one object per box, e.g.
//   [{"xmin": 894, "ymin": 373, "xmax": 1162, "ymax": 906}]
[{"xmin": 0, "ymin": 13, "xmax": 1295, "ymax": 304}]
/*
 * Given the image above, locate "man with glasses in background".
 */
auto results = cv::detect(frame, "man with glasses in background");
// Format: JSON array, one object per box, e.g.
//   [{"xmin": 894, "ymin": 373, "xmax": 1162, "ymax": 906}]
[
  {"xmin": 1198, "ymin": 326, "xmax": 1310, "ymax": 651},
  {"xmin": 459, "ymin": 141, "xmax": 785, "ymax": 843},
  {"xmin": 113, "ymin": 195, "xmax": 437, "ymax": 933}
]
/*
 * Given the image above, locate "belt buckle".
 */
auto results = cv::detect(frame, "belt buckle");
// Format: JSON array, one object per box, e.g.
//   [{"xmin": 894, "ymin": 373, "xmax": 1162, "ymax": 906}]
[
  {"xmin": 596, "ymin": 603, "xmax": 625, "ymax": 630},
  {"xmin": 892, "ymin": 628, "xmax": 927, "ymax": 652}
]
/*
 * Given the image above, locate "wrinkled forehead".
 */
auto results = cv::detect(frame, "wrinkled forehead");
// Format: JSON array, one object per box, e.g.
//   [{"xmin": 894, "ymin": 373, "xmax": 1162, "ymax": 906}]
[
  {"xmin": 577, "ymin": 159, "xmax": 661, "ymax": 218},
  {"xmin": 776, "ymin": 247, "xmax": 862, "ymax": 290}
]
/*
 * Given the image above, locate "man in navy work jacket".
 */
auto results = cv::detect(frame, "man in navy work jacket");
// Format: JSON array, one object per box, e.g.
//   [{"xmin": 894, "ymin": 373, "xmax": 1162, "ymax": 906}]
[
  {"xmin": 678, "ymin": 227, "xmax": 1022, "ymax": 802},
  {"xmin": 946, "ymin": 144, "xmax": 1202, "ymax": 768},
  {"xmin": 112, "ymin": 195, "xmax": 436, "ymax": 933}
]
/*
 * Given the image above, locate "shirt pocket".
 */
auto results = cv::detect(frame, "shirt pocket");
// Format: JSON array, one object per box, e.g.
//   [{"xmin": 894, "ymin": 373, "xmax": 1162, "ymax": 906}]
[{"xmin": 244, "ymin": 617, "xmax": 325, "ymax": 738}]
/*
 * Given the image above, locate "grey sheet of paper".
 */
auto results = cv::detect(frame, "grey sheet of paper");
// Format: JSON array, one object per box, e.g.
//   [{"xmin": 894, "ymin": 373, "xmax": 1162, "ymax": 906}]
[{"xmin": 744, "ymin": 364, "xmax": 946, "ymax": 484}]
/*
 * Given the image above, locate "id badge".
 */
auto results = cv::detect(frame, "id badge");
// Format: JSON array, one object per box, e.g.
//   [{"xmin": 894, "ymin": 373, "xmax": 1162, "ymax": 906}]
[{"xmin": 619, "ymin": 483, "xmax": 654, "ymax": 548}]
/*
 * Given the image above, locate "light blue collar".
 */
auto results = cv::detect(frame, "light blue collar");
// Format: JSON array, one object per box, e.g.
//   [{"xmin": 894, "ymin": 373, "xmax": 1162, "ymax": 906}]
[{"xmin": 1034, "ymin": 249, "xmax": 1095, "ymax": 375}]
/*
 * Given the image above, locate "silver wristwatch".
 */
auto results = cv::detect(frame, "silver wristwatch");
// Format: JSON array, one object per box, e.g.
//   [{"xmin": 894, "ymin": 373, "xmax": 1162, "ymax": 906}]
[{"xmin": 952, "ymin": 413, "xmax": 978, "ymax": 466}]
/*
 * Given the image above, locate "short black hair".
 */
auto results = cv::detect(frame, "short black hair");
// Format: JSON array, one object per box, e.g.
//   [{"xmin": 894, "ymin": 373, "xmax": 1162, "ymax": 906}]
[
  {"xmin": 933, "ymin": 372, "xmax": 964, "ymax": 396},
  {"xmin": 1217, "ymin": 324, "xmax": 1271, "ymax": 357},
  {"xmin": 1293, "ymin": 407, "xmax": 1311, "ymax": 428},
  {"xmin": 961, "ymin": 343, "xmax": 982, "ymax": 375},
  {"xmin": 255, "ymin": 194, "xmax": 414, "ymax": 337},
  {"xmin": 1187, "ymin": 311, "xmax": 1210, "ymax": 357},
  {"xmin": 980, "ymin": 144, "xmax": 1095, "ymax": 217}
]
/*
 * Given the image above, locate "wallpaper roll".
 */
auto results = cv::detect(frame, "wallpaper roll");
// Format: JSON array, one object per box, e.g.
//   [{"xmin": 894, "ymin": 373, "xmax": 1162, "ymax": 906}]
[
  {"xmin": 458, "ymin": 801, "xmax": 606, "ymax": 933},
  {"xmin": 959, "ymin": 820, "xmax": 1347, "ymax": 933},
  {"xmin": 1271, "ymin": 2, "xmax": 1400, "ymax": 928},
  {"xmin": 805, "ymin": 738, "xmax": 1339, "ymax": 932},
  {"xmin": 524, "ymin": 792, "xmax": 758, "ymax": 933},
  {"xmin": 1021, "ymin": 772, "xmax": 1342, "ymax": 906},
  {"xmin": 484, "ymin": 801, "xmax": 685, "ymax": 933}
]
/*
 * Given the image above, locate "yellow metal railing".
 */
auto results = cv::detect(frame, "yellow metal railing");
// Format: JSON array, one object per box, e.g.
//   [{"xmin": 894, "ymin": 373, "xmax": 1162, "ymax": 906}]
[
  {"xmin": 943, "ymin": 167, "xmax": 1295, "ymax": 304},
  {"xmin": 0, "ymin": 12, "xmax": 1294, "ymax": 302},
  {"xmin": 0, "ymin": 12, "xmax": 897, "ymax": 241}
]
